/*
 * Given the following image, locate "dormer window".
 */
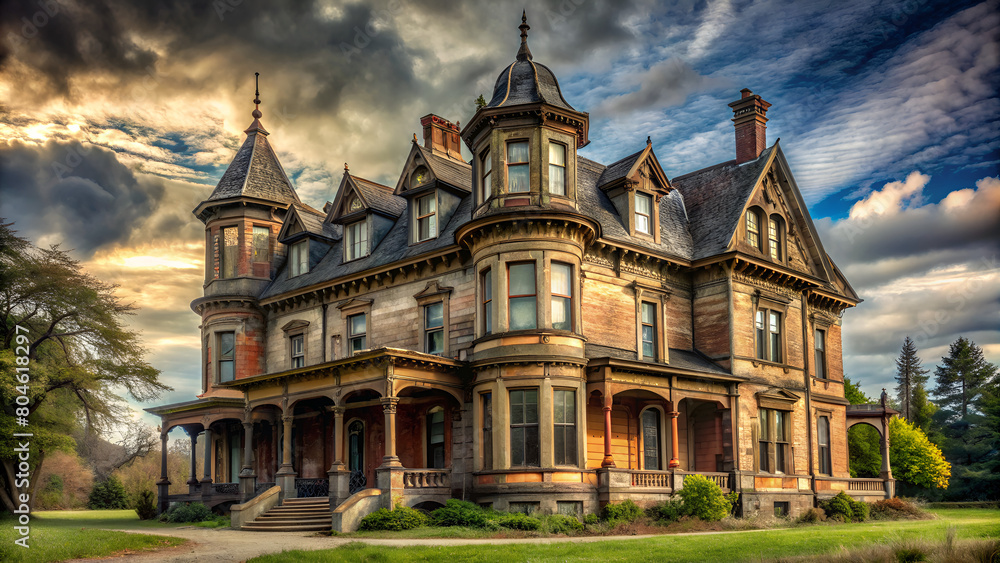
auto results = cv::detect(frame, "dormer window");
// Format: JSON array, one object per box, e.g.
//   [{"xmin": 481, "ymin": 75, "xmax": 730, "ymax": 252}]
[
  {"xmin": 345, "ymin": 220, "xmax": 368, "ymax": 261},
  {"xmin": 507, "ymin": 141, "xmax": 529, "ymax": 193},
  {"xmin": 289, "ymin": 240, "xmax": 309, "ymax": 277},
  {"xmin": 415, "ymin": 193, "xmax": 437, "ymax": 242},
  {"xmin": 635, "ymin": 193, "xmax": 653, "ymax": 235},
  {"xmin": 480, "ymin": 148, "xmax": 492, "ymax": 201},
  {"xmin": 549, "ymin": 142, "xmax": 566, "ymax": 196}
]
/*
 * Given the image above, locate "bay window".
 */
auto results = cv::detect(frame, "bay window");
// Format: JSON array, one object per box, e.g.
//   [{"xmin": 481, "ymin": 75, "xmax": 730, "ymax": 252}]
[
  {"xmin": 218, "ymin": 331, "xmax": 235, "ymax": 383},
  {"xmin": 553, "ymin": 389, "xmax": 576, "ymax": 466},
  {"xmin": 549, "ymin": 142, "xmax": 566, "ymax": 196},
  {"xmin": 507, "ymin": 141, "xmax": 529, "ymax": 193},
  {"xmin": 550, "ymin": 262, "xmax": 572, "ymax": 331},
  {"xmin": 510, "ymin": 389, "xmax": 539, "ymax": 467},
  {"xmin": 480, "ymin": 148, "xmax": 492, "ymax": 201},
  {"xmin": 508, "ymin": 262, "xmax": 536, "ymax": 330}
]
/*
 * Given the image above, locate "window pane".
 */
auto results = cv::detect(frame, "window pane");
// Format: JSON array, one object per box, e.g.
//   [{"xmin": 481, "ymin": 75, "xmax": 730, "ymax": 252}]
[
  {"xmin": 219, "ymin": 332, "xmax": 235, "ymax": 359},
  {"xmin": 525, "ymin": 426, "xmax": 539, "ymax": 466},
  {"xmin": 549, "ymin": 142, "xmax": 565, "ymax": 166},
  {"xmin": 510, "ymin": 390, "xmax": 524, "ymax": 424},
  {"xmin": 508, "ymin": 164, "xmax": 529, "ymax": 193},
  {"xmin": 549, "ymin": 165, "xmax": 565, "ymax": 196},
  {"xmin": 759, "ymin": 409, "xmax": 770, "ymax": 440},
  {"xmin": 562, "ymin": 390, "xmax": 574, "ymax": 421},
  {"xmin": 636, "ymin": 215, "xmax": 649, "ymax": 234},
  {"xmin": 350, "ymin": 314, "xmax": 366, "ymax": 336},
  {"xmin": 222, "ymin": 227, "xmax": 238, "ymax": 278},
  {"xmin": 818, "ymin": 417, "xmax": 829, "ymax": 445},
  {"xmin": 776, "ymin": 444, "xmax": 786, "ymax": 473},
  {"xmin": 508, "ymin": 141, "xmax": 529, "ymax": 163},
  {"xmin": 642, "ymin": 410, "xmax": 660, "ymax": 470},
  {"xmin": 430, "ymin": 410, "xmax": 445, "ymax": 443},
  {"xmin": 642, "ymin": 302, "xmax": 655, "ymax": 324},
  {"xmin": 552, "ymin": 296, "xmax": 571, "ymax": 331},
  {"xmin": 425, "ymin": 302, "xmax": 444, "ymax": 329},
  {"xmin": 219, "ymin": 360, "xmax": 234, "ymax": 382},
  {"xmin": 350, "ymin": 336, "xmax": 366, "ymax": 353},
  {"xmin": 551, "ymin": 263, "xmax": 571, "ymax": 296},
  {"xmin": 642, "ymin": 326, "xmax": 655, "ymax": 358},
  {"xmin": 551, "ymin": 263, "xmax": 571, "ymax": 331},
  {"xmin": 418, "ymin": 194, "xmax": 435, "ymax": 215},
  {"xmin": 252, "ymin": 226, "xmax": 269, "ymax": 262},
  {"xmin": 292, "ymin": 335, "xmax": 303, "ymax": 355},
  {"xmin": 554, "ymin": 426, "xmax": 565, "ymax": 463},
  {"xmin": 483, "ymin": 393, "xmax": 493, "ymax": 469},
  {"xmin": 427, "ymin": 329, "xmax": 444, "ymax": 355},
  {"xmin": 636, "ymin": 193, "xmax": 651, "ymax": 214},
  {"xmin": 511, "ymin": 427, "xmax": 524, "ymax": 465},
  {"xmin": 525, "ymin": 389, "xmax": 538, "ymax": 423},
  {"xmin": 775, "ymin": 410, "xmax": 786, "ymax": 441},
  {"xmin": 510, "ymin": 297, "xmax": 537, "ymax": 330},
  {"xmin": 509, "ymin": 263, "xmax": 535, "ymax": 295}
]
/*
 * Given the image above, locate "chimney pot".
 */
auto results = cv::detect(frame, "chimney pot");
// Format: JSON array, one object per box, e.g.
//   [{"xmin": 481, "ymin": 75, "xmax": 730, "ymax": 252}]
[
  {"xmin": 420, "ymin": 114, "xmax": 464, "ymax": 161},
  {"xmin": 741, "ymin": 88, "xmax": 753, "ymax": 99},
  {"xmin": 728, "ymin": 89, "xmax": 771, "ymax": 164}
]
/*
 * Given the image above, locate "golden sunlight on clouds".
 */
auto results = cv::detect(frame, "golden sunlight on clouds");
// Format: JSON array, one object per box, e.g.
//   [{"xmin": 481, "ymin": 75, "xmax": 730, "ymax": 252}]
[{"xmin": 122, "ymin": 256, "xmax": 200, "ymax": 270}]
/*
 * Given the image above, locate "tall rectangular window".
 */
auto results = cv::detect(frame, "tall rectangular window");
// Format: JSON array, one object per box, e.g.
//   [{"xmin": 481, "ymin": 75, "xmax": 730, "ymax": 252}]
[
  {"xmin": 551, "ymin": 262, "xmax": 572, "ymax": 331},
  {"xmin": 481, "ymin": 269, "xmax": 493, "ymax": 335},
  {"xmin": 290, "ymin": 334, "xmax": 304, "ymax": 369},
  {"xmin": 218, "ymin": 332, "xmax": 235, "ymax": 383},
  {"xmin": 480, "ymin": 149, "xmax": 493, "ymax": 201},
  {"xmin": 346, "ymin": 220, "xmax": 367, "ymax": 261},
  {"xmin": 815, "ymin": 329, "xmax": 827, "ymax": 379},
  {"xmin": 775, "ymin": 409, "xmax": 788, "ymax": 474},
  {"xmin": 252, "ymin": 226, "xmax": 270, "ymax": 263},
  {"xmin": 507, "ymin": 141, "xmax": 529, "ymax": 193},
  {"xmin": 416, "ymin": 193, "xmax": 437, "ymax": 242},
  {"xmin": 641, "ymin": 301, "xmax": 657, "ymax": 359},
  {"xmin": 482, "ymin": 393, "xmax": 493, "ymax": 470},
  {"xmin": 427, "ymin": 409, "xmax": 446, "ymax": 469},
  {"xmin": 768, "ymin": 218, "xmax": 782, "ymax": 261},
  {"xmin": 758, "ymin": 408, "xmax": 771, "ymax": 473},
  {"xmin": 510, "ymin": 389, "xmax": 539, "ymax": 467},
  {"xmin": 747, "ymin": 210, "xmax": 761, "ymax": 250},
  {"xmin": 222, "ymin": 227, "xmax": 238, "ymax": 278},
  {"xmin": 642, "ymin": 409, "xmax": 661, "ymax": 470},
  {"xmin": 769, "ymin": 311, "xmax": 782, "ymax": 362},
  {"xmin": 348, "ymin": 313, "xmax": 367, "ymax": 354},
  {"xmin": 424, "ymin": 302, "xmax": 444, "ymax": 355},
  {"xmin": 755, "ymin": 310, "xmax": 766, "ymax": 360},
  {"xmin": 553, "ymin": 389, "xmax": 577, "ymax": 466},
  {"xmin": 290, "ymin": 240, "xmax": 309, "ymax": 277},
  {"xmin": 818, "ymin": 416, "xmax": 831, "ymax": 475},
  {"xmin": 549, "ymin": 142, "xmax": 566, "ymax": 196},
  {"xmin": 635, "ymin": 193, "xmax": 652, "ymax": 235},
  {"xmin": 508, "ymin": 262, "xmax": 537, "ymax": 330}
]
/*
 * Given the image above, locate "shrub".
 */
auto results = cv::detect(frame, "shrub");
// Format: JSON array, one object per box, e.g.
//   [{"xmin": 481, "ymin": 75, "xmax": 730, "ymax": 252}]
[
  {"xmin": 497, "ymin": 512, "xmax": 541, "ymax": 531},
  {"xmin": 542, "ymin": 514, "xmax": 584, "ymax": 535},
  {"xmin": 869, "ymin": 497, "xmax": 926, "ymax": 521},
  {"xmin": 430, "ymin": 499, "xmax": 495, "ymax": 528},
  {"xmin": 134, "ymin": 490, "xmax": 158, "ymax": 520},
  {"xmin": 648, "ymin": 498, "xmax": 685, "ymax": 523},
  {"xmin": 820, "ymin": 492, "xmax": 869, "ymax": 522},
  {"xmin": 87, "ymin": 476, "xmax": 130, "ymax": 510},
  {"xmin": 600, "ymin": 499, "xmax": 643, "ymax": 524},
  {"xmin": 159, "ymin": 501, "xmax": 213, "ymax": 523},
  {"xmin": 795, "ymin": 507, "xmax": 827, "ymax": 524},
  {"xmin": 359, "ymin": 506, "xmax": 428, "ymax": 531},
  {"xmin": 677, "ymin": 474, "xmax": 730, "ymax": 522},
  {"xmin": 583, "ymin": 513, "xmax": 599, "ymax": 525}
]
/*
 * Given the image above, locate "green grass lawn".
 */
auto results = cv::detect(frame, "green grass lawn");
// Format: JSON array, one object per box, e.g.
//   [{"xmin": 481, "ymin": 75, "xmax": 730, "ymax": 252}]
[
  {"xmin": 0, "ymin": 510, "xmax": 188, "ymax": 563},
  {"xmin": 250, "ymin": 508, "xmax": 1000, "ymax": 563}
]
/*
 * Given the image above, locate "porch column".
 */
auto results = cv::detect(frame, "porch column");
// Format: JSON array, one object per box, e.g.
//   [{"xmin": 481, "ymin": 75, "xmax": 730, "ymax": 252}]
[
  {"xmin": 880, "ymin": 413, "xmax": 895, "ymax": 497},
  {"xmin": 668, "ymin": 410, "xmax": 680, "ymax": 468},
  {"xmin": 328, "ymin": 406, "xmax": 350, "ymax": 506},
  {"xmin": 715, "ymin": 410, "xmax": 724, "ymax": 471},
  {"xmin": 276, "ymin": 412, "xmax": 297, "ymax": 499},
  {"xmin": 380, "ymin": 397, "xmax": 402, "ymax": 467},
  {"xmin": 239, "ymin": 421, "xmax": 257, "ymax": 501},
  {"xmin": 601, "ymin": 397, "xmax": 615, "ymax": 468},
  {"xmin": 186, "ymin": 428, "xmax": 200, "ymax": 494},
  {"xmin": 200, "ymin": 427, "xmax": 213, "ymax": 501},
  {"xmin": 156, "ymin": 430, "xmax": 170, "ymax": 514}
]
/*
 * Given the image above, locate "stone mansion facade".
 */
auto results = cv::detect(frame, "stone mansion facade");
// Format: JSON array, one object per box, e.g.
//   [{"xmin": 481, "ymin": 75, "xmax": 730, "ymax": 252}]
[{"xmin": 148, "ymin": 15, "xmax": 893, "ymax": 529}]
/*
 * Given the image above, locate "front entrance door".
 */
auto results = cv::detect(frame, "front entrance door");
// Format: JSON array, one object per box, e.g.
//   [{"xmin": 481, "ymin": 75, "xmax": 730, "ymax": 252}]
[{"xmin": 348, "ymin": 420, "xmax": 366, "ymax": 493}]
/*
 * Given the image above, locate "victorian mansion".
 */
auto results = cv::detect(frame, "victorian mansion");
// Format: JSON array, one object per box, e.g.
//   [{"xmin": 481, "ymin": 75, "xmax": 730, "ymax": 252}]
[{"xmin": 148, "ymin": 15, "xmax": 893, "ymax": 531}]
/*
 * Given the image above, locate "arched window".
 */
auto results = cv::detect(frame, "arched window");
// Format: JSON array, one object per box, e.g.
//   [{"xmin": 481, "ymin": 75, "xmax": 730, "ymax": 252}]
[
  {"xmin": 818, "ymin": 416, "xmax": 831, "ymax": 475},
  {"xmin": 768, "ymin": 215, "xmax": 784, "ymax": 261},
  {"xmin": 746, "ymin": 209, "xmax": 762, "ymax": 251},
  {"xmin": 427, "ymin": 407, "xmax": 446, "ymax": 468},
  {"xmin": 641, "ymin": 408, "xmax": 662, "ymax": 470}
]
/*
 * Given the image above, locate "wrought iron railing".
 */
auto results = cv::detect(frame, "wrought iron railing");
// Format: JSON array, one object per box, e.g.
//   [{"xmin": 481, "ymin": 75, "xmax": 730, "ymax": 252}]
[
  {"xmin": 212, "ymin": 483, "xmax": 240, "ymax": 495},
  {"xmin": 295, "ymin": 478, "xmax": 329, "ymax": 498},
  {"xmin": 402, "ymin": 469, "xmax": 450, "ymax": 489},
  {"xmin": 255, "ymin": 482, "xmax": 276, "ymax": 495},
  {"xmin": 349, "ymin": 470, "xmax": 367, "ymax": 494}
]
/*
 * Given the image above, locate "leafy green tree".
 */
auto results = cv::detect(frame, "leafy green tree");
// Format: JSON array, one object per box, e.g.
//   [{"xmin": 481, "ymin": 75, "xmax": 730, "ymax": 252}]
[
  {"xmin": 0, "ymin": 221, "xmax": 169, "ymax": 513},
  {"xmin": 848, "ymin": 424, "xmax": 881, "ymax": 478},
  {"xmin": 933, "ymin": 337, "xmax": 997, "ymax": 418},
  {"xmin": 889, "ymin": 417, "xmax": 950, "ymax": 490},
  {"xmin": 895, "ymin": 336, "xmax": 930, "ymax": 421},
  {"xmin": 474, "ymin": 94, "xmax": 487, "ymax": 109},
  {"xmin": 844, "ymin": 376, "xmax": 873, "ymax": 404}
]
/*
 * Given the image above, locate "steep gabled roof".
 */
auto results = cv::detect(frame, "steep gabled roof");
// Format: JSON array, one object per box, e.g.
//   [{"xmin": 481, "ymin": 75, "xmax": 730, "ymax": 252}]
[
  {"xmin": 394, "ymin": 143, "xmax": 472, "ymax": 195},
  {"xmin": 353, "ymin": 176, "xmax": 406, "ymax": 218},
  {"xmin": 597, "ymin": 148, "xmax": 644, "ymax": 187},
  {"xmin": 205, "ymin": 125, "xmax": 300, "ymax": 205},
  {"xmin": 279, "ymin": 203, "xmax": 340, "ymax": 242},
  {"xmin": 672, "ymin": 144, "xmax": 776, "ymax": 260}
]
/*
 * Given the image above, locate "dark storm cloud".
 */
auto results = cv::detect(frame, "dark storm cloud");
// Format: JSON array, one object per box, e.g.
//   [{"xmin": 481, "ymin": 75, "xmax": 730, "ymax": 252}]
[{"xmin": 0, "ymin": 139, "xmax": 164, "ymax": 258}]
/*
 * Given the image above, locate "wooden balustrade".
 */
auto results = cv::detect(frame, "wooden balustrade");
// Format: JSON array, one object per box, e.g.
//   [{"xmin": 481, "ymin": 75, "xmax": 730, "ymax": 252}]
[
  {"xmin": 403, "ymin": 469, "xmax": 450, "ymax": 489},
  {"xmin": 631, "ymin": 471, "xmax": 671, "ymax": 488}
]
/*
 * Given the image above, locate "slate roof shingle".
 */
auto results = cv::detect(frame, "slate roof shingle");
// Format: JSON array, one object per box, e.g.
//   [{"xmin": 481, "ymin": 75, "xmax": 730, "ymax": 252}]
[
  {"xmin": 596, "ymin": 148, "xmax": 643, "ymax": 187},
  {"xmin": 415, "ymin": 145, "xmax": 472, "ymax": 191},
  {"xmin": 207, "ymin": 130, "xmax": 300, "ymax": 205},
  {"xmin": 487, "ymin": 59, "xmax": 575, "ymax": 111},
  {"xmin": 352, "ymin": 176, "xmax": 406, "ymax": 218}
]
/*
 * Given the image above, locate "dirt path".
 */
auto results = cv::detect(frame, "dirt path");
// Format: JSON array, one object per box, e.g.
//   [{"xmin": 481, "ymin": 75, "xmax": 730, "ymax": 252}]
[{"xmin": 69, "ymin": 527, "xmax": 771, "ymax": 562}]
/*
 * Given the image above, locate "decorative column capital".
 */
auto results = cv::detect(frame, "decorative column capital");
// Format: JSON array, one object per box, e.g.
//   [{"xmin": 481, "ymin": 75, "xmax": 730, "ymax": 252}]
[
  {"xmin": 667, "ymin": 411, "xmax": 680, "ymax": 419},
  {"xmin": 380, "ymin": 396, "xmax": 400, "ymax": 414},
  {"xmin": 281, "ymin": 413, "xmax": 294, "ymax": 424},
  {"xmin": 332, "ymin": 406, "xmax": 346, "ymax": 416},
  {"xmin": 242, "ymin": 420, "xmax": 254, "ymax": 430}
]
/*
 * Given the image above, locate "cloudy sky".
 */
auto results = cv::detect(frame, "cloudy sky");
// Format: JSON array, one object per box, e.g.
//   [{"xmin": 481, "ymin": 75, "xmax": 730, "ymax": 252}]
[{"xmin": 0, "ymin": 0, "xmax": 997, "ymax": 426}]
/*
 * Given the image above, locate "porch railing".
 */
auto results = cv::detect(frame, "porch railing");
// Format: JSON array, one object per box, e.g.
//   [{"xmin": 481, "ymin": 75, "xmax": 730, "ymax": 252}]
[
  {"xmin": 848, "ymin": 478, "xmax": 885, "ymax": 492},
  {"xmin": 815, "ymin": 476, "xmax": 887, "ymax": 493},
  {"xmin": 689, "ymin": 472, "xmax": 732, "ymax": 491},
  {"xmin": 212, "ymin": 483, "xmax": 240, "ymax": 495},
  {"xmin": 295, "ymin": 478, "xmax": 330, "ymax": 498},
  {"xmin": 631, "ymin": 470, "xmax": 671, "ymax": 488},
  {"xmin": 254, "ymin": 482, "xmax": 276, "ymax": 496},
  {"xmin": 403, "ymin": 469, "xmax": 450, "ymax": 489}
]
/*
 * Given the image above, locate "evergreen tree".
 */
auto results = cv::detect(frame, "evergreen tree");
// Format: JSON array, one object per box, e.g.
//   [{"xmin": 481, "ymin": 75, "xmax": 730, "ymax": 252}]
[
  {"xmin": 933, "ymin": 337, "xmax": 997, "ymax": 418},
  {"xmin": 475, "ymin": 94, "xmax": 487, "ymax": 109},
  {"xmin": 909, "ymin": 384, "xmax": 937, "ymax": 434},
  {"xmin": 895, "ymin": 336, "xmax": 929, "ymax": 421}
]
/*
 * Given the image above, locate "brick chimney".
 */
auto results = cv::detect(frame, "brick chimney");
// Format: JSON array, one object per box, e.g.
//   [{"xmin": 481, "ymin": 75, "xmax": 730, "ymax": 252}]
[
  {"xmin": 728, "ymin": 89, "xmax": 771, "ymax": 164},
  {"xmin": 420, "ymin": 114, "xmax": 463, "ymax": 161}
]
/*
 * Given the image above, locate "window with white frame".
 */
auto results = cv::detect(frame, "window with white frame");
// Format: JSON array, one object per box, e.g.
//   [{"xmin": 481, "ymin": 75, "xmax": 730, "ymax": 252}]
[
  {"xmin": 345, "ymin": 220, "xmax": 368, "ymax": 261},
  {"xmin": 415, "ymin": 193, "xmax": 437, "ymax": 242},
  {"xmin": 641, "ymin": 301, "xmax": 657, "ymax": 360},
  {"xmin": 507, "ymin": 141, "xmax": 529, "ymax": 193},
  {"xmin": 549, "ymin": 142, "xmax": 566, "ymax": 196},
  {"xmin": 290, "ymin": 334, "xmax": 304, "ymax": 368},
  {"xmin": 635, "ymin": 193, "xmax": 653, "ymax": 235},
  {"xmin": 348, "ymin": 313, "xmax": 366, "ymax": 354},
  {"xmin": 290, "ymin": 240, "xmax": 309, "ymax": 277}
]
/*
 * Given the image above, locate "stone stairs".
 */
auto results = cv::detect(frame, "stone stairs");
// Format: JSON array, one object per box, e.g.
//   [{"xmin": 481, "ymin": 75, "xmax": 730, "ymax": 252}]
[{"xmin": 242, "ymin": 497, "xmax": 332, "ymax": 532}]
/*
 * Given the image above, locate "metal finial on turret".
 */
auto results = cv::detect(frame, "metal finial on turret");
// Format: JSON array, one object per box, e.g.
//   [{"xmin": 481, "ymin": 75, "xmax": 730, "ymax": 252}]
[
  {"xmin": 344, "ymin": 162, "xmax": 350, "ymax": 172},
  {"xmin": 252, "ymin": 72, "xmax": 263, "ymax": 119},
  {"xmin": 516, "ymin": 11, "xmax": 532, "ymax": 61},
  {"xmin": 647, "ymin": 136, "xmax": 652, "ymax": 146}
]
